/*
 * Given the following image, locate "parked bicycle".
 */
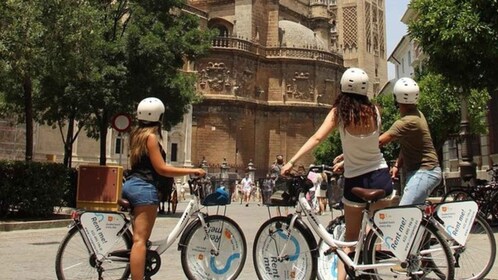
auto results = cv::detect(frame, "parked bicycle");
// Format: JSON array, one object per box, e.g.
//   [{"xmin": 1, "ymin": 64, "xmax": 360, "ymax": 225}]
[
  {"xmin": 55, "ymin": 176, "xmax": 247, "ymax": 280},
  {"xmin": 442, "ymin": 165, "xmax": 498, "ymax": 226},
  {"xmin": 424, "ymin": 199, "xmax": 496, "ymax": 280},
  {"xmin": 252, "ymin": 165, "xmax": 455, "ymax": 280}
]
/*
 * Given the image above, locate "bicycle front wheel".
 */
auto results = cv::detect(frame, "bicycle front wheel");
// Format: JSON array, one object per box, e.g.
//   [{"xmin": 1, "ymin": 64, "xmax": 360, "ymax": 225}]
[
  {"xmin": 180, "ymin": 215, "xmax": 247, "ymax": 280},
  {"xmin": 55, "ymin": 225, "xmax": 132, "ymax": 280},
  {"xmin": 253, "ymin": 216, "xmax": 317, "ymax": 280},
  {"xmin": 365, "ymin": 220, "xmax": 454, "ymax": 280},
  {"xmin": 451, "ymin": 214, "xmax": 496, "ymax": 280}
]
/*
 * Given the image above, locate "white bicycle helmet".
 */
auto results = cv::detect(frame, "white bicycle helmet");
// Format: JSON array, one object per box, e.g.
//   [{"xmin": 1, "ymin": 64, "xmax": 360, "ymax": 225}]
[
  {"xmin": 340, "ymin": 67, "xmax": 369, "ymax": 96},
  {"xmin": 137, "ymin": 97, "xmax": 165, "ymax": 122},
  {"xmin": 393, "ymin": 77, "xmax": 419, "ymax": 104}
]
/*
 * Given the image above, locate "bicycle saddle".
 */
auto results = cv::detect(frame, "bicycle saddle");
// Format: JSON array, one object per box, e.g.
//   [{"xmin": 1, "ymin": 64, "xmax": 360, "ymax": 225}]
[
  {"xmin": 202, "ymin": 187, "xmax": 230, "ymax": 206},
  {"xmin": 351, "ymin": 187, "xmax": 386, "ymax": 202},
  {"xmin": 118, "ymin": 198, "xmax": 132, "ymax": 211}
]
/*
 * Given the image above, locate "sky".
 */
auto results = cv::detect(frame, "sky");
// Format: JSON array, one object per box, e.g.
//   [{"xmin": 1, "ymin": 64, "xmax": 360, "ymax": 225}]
[{"xmin": 385, "ymin": 0, "xmax": 411, "ymax": 80}]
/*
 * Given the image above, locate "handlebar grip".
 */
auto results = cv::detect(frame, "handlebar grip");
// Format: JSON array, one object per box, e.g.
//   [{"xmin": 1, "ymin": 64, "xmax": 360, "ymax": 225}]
[{"xmin": 308, "ymin": 164, "xmax": 334, "ymax": 174}]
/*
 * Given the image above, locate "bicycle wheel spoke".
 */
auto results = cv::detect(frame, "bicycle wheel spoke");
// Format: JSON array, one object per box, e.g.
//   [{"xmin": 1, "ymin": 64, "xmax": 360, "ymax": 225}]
[
  {"xmin": 253, "ymin": 216, "xmax": 316, "ymax": 280},
  {"xmin": 55, "ymin": 226, "xmax": 132, "ymax": 280}
]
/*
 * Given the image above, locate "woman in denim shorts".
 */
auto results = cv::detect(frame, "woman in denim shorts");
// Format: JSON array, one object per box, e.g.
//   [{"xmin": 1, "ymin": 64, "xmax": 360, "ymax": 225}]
[{"xmin": 122, "ymin": 97, "xmax": 206, "ymax": 280}]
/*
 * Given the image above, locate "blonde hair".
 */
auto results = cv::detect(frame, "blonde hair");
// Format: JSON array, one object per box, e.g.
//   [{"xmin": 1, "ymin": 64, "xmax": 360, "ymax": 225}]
[{"xmin": 129, "ymin": 125, "xmax": 160, "ymax": 168}]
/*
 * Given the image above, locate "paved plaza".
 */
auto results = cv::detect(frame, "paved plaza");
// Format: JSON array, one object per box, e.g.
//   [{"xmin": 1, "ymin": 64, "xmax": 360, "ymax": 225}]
[{"xmin": 1, "ymin": 199, "xmax": 497, "ymax": 279}]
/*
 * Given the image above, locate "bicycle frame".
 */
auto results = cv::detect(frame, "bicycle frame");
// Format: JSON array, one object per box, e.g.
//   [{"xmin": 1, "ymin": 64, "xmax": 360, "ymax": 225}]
[
  {"xmin": 284, "ymin": 195, "xmax": 428, "ymax": 276},
  {"xmin": 74, "ymin": 190, "xmax": 221, "ymax": 262}
]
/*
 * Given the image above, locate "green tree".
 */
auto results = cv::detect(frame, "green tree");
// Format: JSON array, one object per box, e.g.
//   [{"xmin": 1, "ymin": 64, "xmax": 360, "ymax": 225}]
[
  {"xmin": 313, "ymin": 130, "xmax": 342, "ymax": 165},
  {"xmin": 409, "ymin": 0, "xmax": 498, "ymax": 93},
  {"xmin": 81, "ymin": 0, "xmax": 214, "ymax": 165},
  {"xmin": 37, "ymin": 1, "xmax": 105, "ymax": 167},
  {"xmin": 1, "ymin": 1, "xmax": 214, "ymax": 166},
  {"xmin": 0, "ymin": 1, "xmax": 45, "ymax": 161}
]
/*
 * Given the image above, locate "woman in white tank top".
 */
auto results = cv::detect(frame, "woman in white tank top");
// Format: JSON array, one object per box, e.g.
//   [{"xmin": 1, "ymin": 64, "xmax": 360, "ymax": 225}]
[{"xmin": 281, "ymin": 68, "xmax": 392, "ymax": 280}]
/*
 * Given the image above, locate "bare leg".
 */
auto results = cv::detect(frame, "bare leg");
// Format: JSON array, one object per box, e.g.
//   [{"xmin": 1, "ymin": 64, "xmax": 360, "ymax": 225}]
[
  {"xmin": 130, "ymin": 205, "xmax": 157, "ymax": 280},
  {"xmin": 338, "ymin": 202, "xmax": 365, "ymax": 280}
]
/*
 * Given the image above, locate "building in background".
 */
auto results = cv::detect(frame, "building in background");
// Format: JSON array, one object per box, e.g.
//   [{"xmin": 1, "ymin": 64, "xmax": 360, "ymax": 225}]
[{"xmin": 0, "ymin": 0, "xmax": 388, "ymax": 179}]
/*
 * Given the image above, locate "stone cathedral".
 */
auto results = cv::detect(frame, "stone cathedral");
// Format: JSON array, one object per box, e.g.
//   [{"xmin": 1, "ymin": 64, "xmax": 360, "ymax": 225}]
[
  {"xmin": 176, "ymin": 0, "xmax": 388, "ymax": 177},
  {"xmin": 0, "ymin": 1, "xmax": 387, "ymax": 178}
]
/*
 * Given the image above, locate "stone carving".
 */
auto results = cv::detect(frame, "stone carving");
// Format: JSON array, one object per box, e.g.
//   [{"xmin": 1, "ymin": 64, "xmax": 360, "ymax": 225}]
[
  {"xmin": 198, "ymin": 61, "xmax": 256, "ymax": 97},
  {"xmin": 286, "ymin": 72, "xmax": 315, "ymax": 101},
  {"xmin": 198, "ymin": 62, "xmax": 232, "ymax": 92}
]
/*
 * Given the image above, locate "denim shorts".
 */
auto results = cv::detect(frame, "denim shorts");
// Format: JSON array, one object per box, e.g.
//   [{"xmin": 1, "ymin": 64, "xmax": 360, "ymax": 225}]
[
  {"xmin": 343, "ymin": 168, "xmax": 392, "ymax": 204},
  {"xmin": 122, "ymin": 176, "xmax": 159, "ymax": 207},
  {"xmin": 400, "ymin": 166, "xmax": 442, "ymax": 206}
]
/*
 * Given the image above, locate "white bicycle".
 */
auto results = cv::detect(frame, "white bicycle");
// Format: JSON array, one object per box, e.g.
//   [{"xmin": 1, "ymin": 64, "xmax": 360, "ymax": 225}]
[
  {"xmin": 55, "ymin": 176, "xmax": 247, "ymax": 280},
  {"xmin": 253, "ymin": 165, "xmax": 455, "ymax": 280}
]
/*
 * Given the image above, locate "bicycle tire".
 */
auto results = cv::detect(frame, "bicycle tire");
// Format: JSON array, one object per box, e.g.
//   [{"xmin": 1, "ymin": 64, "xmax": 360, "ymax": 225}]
[
  {"xmin": 317, "ymin": 216, "xmax": 345, "ymax": 280},
  {"xmin": 450, "ymin": 214, "xmax": 496, "ymax": 280},
  {"xmin": 483, "ymin": 191, "xmax": 498, "ymax": 226},
  {"xmin": 442, "ymin": 189, "xmax": 474, "ymax": 202},
  {"xmin": 55, "ymin": 225, "xmax": 132, "ymax": 280},
  {"xmin": 253, "ymin": 216, "xmax": 317, "ymax": 280},
  {"xmin": 364, "ymin": 219, "xmax": 454, "ymax": 280},
  {"xmin": 180, "ymin": 215, "xmax": 247, "ymax": 280}
]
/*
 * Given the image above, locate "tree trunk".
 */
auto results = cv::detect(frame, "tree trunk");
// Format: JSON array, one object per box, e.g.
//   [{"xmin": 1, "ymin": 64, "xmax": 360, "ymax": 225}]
[
  {"xmin": 99, "ymin": 110, "xmax": 108, "ymax": 166},
  {"xmin": 63, "ymin": 118, "xmax": 75, "ymax": 168},
  {"xmin": 23, "ymin": 75, "xmax": 33, "ymax": 162}
]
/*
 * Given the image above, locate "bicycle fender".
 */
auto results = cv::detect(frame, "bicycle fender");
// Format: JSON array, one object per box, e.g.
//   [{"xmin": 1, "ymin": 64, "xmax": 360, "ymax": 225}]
[
  {"xmin": 177, "ymin": 217, "xmax": 201, "ymax": 251},
  {"xmin": 287, "ymin": 215, "xmax": 319, "ymax": 257}
]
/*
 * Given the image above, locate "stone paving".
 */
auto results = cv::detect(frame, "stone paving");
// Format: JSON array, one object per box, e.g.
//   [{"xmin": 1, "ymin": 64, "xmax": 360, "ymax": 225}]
[{"xmin": 1, "ymin": 199, "xmax": 497, "ymax": 279}]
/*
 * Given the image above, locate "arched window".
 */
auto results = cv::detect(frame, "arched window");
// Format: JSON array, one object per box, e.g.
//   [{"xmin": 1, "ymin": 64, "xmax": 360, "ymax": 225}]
[{"xmin": 213, "ymin": 25, "xmax": 229, "ymax": 37}]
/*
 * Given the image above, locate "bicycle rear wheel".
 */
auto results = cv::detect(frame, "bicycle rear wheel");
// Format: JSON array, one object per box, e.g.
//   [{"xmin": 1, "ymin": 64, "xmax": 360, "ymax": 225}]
[
  {"xmin": 180, "ymin": 215, "xmax": 246, "ymax": 280},
  {"xmin": 55, "ymin": 226, "xmax": 132, "ymax": 280},
  {"xmin": 450, "ymin": 214, "xmax": 496, "ymax": 280},
  {"xmin": 253, "ymin": 216, "xmax": 317, "ymax": 280},
  {"xmin": 442, "ymin": 189, "xmax": 473, "ymax": 202},
  {"xmin": 483, "ymin": 191, "xmax": 498, "ymax": 226},
  {"xmin": 365, "ymin": 220, "xmax": 454, "ymax": 280}
]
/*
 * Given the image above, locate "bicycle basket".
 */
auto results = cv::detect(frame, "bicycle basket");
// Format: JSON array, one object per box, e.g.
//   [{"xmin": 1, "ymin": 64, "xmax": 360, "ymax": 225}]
[
  {"xmin": 191, "ymin": 178, "xmax": 231, "ymax": 206},
  {"xmin": 267, "ymin": 176, "xmax": 312, "ymax": 206}
]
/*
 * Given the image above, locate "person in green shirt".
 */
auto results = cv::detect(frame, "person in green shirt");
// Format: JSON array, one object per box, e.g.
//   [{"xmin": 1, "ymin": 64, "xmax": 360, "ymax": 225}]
[{"xmin": 379, "ymin": 77, "xmax": 442, "ymax": 205}]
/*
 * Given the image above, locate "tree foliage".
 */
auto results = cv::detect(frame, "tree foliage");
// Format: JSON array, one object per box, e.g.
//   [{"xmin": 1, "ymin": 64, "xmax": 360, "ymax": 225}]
[
  {"xmin": 409, "ymin": 0, "xmax": 498, "ymax": 93},
  {"xmin": 0, "ymin": 1, "xmax": 46, "ymax": 161},
  {"xmin": 0, "ymin": 0, "xmax": 215, "ymax": 166},
  {"xmin": 313, "ymin": 130, "xmax": 342, "ymax": 165}
]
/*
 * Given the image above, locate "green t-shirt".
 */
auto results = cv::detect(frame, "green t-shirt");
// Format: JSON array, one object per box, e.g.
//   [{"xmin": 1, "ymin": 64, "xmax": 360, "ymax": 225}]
[{"xmin": 386, "ymin": 109, "xmax": 439, "ymax": 172}]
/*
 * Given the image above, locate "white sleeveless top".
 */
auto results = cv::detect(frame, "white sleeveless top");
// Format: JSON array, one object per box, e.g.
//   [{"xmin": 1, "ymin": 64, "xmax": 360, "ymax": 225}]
[{"xmin": 338, "ymin": 108, "xmax": 387, "ymax": 178}]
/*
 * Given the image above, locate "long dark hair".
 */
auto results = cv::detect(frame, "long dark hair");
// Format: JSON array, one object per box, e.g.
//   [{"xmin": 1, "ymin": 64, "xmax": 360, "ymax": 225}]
[{"xmin": 333, "ymin": 93, "xmax": 377, "ymax": 127}]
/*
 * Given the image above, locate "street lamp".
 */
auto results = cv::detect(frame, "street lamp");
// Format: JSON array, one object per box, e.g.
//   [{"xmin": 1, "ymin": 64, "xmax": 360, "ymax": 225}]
[
  {"xmin": 200, "ymin": 157, "xmax": 208, "ymax": 173},
  {"xmin": 247, "ymin": 159, "xmax": 256, "ymax": 182},
  {"xmin": 220, "ymin": 158, "xmax": 229, "ymax": 187},
  {"xmin": 458, "ymin": 90, "xmax": 477, "ymax": 186}
]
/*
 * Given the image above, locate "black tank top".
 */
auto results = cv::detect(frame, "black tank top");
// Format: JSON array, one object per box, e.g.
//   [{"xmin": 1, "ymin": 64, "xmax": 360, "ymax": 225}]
[{"xmin": 128, "ymin": 144, "xmax": 166, "ymax": 185}]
